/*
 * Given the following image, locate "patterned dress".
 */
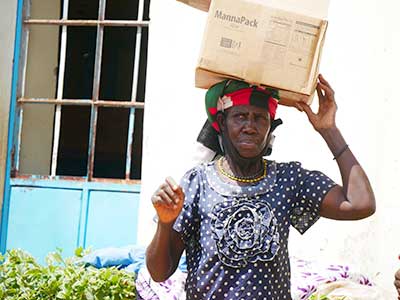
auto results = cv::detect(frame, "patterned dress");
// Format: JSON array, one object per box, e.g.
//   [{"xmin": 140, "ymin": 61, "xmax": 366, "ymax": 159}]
[{"xmin": 173, "ymin": 160, "xmax": 336, "ymax": 300}]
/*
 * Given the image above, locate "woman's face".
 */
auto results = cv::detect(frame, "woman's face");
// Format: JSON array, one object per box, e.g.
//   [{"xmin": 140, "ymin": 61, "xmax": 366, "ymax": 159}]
[{"xmin": 219, "ymin": 105, "xmax": 271, "ymax": 158}]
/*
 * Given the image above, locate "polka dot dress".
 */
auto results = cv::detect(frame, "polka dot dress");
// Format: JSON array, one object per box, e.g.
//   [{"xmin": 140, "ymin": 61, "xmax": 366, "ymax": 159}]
[{"xmin": 173, "ymin": 160, "xmax": 336, "ymax": 300}]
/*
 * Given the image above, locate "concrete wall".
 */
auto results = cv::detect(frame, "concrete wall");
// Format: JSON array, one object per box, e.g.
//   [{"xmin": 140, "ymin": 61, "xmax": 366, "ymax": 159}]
[
  {"xmin": 140, "ymin": 0, "xmax": 400, "ymax": 296},
  {"xmin": 0, "ymin": 0, "xmax": 18, "ymax": 224}
]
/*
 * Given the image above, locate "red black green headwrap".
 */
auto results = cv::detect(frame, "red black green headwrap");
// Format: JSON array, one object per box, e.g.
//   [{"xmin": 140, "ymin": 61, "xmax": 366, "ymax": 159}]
[
  {"xmin": 205, "ymin": 79, "xmax": 280, "ymax": 132},
  {"xmin": 197, "ymin": 79, "xmax": 282, "ymax": 157}
]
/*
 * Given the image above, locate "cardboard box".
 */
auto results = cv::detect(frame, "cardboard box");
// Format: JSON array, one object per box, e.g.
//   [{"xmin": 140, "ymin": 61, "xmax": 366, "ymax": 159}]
[
  {"xmin": 195, "ymin": 0, "xmax": 328, "ymax": 106},
  {"xmin": 177, "ymin": 0, "xmax": 329, "ymax": 19},
  {"xmin": 177, "ymin": 0, "xmax": 211, "ymax": 11}
]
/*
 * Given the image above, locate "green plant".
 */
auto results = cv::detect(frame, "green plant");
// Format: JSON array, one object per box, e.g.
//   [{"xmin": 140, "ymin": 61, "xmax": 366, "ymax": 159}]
[
  {"xmin": 310, "ymin": 294, "xmax": 329, "ymax": 300},
  {"xmin": 310, "ymin": 293, "xmax": 346, "ymax": 300},
  {"xmin": 0, "ymin": 248, "xmax": 136, "ymax": 300}
]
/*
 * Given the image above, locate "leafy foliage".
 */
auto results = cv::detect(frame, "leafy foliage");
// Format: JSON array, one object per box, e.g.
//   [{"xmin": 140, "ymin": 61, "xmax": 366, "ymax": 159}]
[
  {"xmin": 310, "ymin": 293, "xmax": 346, "ymax": 300},
  {"xmin": 310, "ymin": 295, "xmax": 329, "ymax": 300},
  {"xmin": 0, "ymin": 248, "xmax": 136, "ymax": 300}
]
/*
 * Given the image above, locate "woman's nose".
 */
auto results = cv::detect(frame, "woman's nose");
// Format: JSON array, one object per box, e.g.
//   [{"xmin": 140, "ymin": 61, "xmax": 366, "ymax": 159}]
[{"xmin": 243, "ymin": 117, "xmax": 257, "ymax": 132}]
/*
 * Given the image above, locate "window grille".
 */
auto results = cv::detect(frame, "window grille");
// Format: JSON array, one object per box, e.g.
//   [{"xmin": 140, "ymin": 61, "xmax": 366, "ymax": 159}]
[{"xmin": 14, "ymin": 0, "xmax": 150, "ymax": 181}]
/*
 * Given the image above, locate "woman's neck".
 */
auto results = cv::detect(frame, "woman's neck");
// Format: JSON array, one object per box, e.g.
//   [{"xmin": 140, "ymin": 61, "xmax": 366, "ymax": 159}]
[{"xmin": 223, "ymin": 155, "xmax": 264, "ymax": 178}]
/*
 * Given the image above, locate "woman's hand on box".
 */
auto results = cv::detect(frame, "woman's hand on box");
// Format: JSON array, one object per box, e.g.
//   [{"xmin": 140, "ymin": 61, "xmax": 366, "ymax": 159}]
[{"xmin": 296, "ymin": 74, "xmax": 338, "ymax": 133}]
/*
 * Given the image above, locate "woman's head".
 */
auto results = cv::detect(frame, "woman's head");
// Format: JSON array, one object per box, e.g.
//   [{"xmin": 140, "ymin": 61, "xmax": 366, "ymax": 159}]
[
  {"xmin": 217, "ymin": 104, "xmax": 271, "ymax": 159},
  {"xmin": 205, "ymin": 79, "xmax": 279, "ymax": 160},
  {"xmin": 205, "ymin": 80, "xmax": 279, "ymax": 133}
]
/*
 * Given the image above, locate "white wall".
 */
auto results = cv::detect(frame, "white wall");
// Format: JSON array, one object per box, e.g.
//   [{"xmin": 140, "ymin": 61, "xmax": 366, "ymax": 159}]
[
  {"xmin": 139, "ymin": 1, "xmax": 208, "ymax": 241},
  {"xmin": 140, "ymin": 0, "xmax": 399, "ymax": 296}
]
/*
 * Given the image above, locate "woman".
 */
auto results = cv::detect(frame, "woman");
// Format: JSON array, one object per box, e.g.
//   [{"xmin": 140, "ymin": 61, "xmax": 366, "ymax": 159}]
[{"xmin": 146, "ymin": 74, "xmax": 376, "ymax": 300}]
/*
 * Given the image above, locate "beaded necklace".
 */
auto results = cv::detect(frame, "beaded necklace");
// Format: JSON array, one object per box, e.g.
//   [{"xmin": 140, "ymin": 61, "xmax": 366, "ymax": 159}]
[{"xmin": 217, "ymin": 157, "xmax": 267, "ymax": 183}]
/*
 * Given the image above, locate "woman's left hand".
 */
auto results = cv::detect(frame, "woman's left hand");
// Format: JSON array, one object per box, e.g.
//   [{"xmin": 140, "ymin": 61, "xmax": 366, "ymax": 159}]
[{"xmin": 297, "ymin": 74, "xmax": 337, "ymax": 133}]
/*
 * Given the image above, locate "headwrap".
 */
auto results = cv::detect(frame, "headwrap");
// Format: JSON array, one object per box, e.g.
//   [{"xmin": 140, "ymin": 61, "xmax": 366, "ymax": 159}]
[
  {"xmin": 205, "ymin": 79, "xmax": 279, "ymax": 132},
  {"xmin": 197, "ymin": 79, "xmax": 283, "ymax": 157}
]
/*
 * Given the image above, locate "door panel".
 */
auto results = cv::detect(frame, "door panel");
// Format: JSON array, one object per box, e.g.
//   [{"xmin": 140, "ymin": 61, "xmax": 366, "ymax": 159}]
[
  {"xmin": 5, "ymin": 179, "xmax": 141, "ymax": 262},
  {"xmin": 85, "ymin": 190, "xmax": 140, "ymax": 249},
  {"xmin": 7, "ymin": 186, "xmax": 81, "ymax": 260}
]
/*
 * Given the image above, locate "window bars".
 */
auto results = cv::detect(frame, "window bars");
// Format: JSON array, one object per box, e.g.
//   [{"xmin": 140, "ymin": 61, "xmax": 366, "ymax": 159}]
[{"xmin": 14, "ymin": 0, "xmax": 149, "ymax": 181}]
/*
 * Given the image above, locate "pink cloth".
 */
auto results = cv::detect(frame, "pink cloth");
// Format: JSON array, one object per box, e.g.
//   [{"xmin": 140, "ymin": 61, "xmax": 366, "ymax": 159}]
[{"xmin": 136, "ymin": 257, "xmax": 376, "ymax": 300}]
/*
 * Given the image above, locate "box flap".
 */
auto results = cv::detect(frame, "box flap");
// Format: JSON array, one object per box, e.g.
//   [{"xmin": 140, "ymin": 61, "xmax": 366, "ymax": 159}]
[
  {"xmin": 176, "ymin": 0, "xmax": 211, "ymax": 12},
  {"xmin": 177, "ymin": 0, "xmax": 330, "ymax": 18},
  {"xmin": 251, "ymin": 0, "xmax": 330, "ymax": 19}
]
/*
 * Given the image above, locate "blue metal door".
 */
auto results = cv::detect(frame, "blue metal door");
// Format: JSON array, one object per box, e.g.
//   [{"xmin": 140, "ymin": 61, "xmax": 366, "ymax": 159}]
[
  {"xmin": 6, "ymin": 179, "xmax": 141, "ymax": 261},
  {"xmin": 1, "ymin": 0, "xmax": 150, "ymax": 261}
]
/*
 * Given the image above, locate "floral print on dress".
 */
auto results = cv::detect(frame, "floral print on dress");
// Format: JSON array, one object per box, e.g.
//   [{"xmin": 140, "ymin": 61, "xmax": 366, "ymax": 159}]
[
  {"xmin": 211, "ymin": 198, "xmax": 280, "ymax": 268},
  {"xmin": 173, "ymin": 161, "xmax": 337, "ymax": 300}
]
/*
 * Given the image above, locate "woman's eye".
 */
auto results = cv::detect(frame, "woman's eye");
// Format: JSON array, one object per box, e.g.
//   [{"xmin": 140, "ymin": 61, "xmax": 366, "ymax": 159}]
[{"xmin": 256, "ymin": 115, "xmax": 268, "ymax": 121}]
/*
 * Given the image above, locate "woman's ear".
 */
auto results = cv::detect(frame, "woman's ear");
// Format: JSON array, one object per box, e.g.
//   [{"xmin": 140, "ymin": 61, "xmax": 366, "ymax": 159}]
[
  {"xmin": 265, "ymin": 133, "xmax": 275, "ymax": 156},
  {"xmin": 263, "ymin": 119, "xmax": 282, "ymax": 156},
  {"xmin": 270, "ymin": 118, "xmax": 283, "ymax": 132}
]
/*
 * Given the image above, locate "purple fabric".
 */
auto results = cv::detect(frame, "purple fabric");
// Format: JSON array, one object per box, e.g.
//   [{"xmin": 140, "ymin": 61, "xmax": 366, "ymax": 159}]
[
  {"xmin": 291, "ymin": 257, "xmax": 374, "ymax": 300},
  {"xmin": 136, "ymin": 257, "xmax": 376, "ymax": 300},
  {"xmin": 136, "ymin": 268, "xmax": 187, "ymax": 300}
]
